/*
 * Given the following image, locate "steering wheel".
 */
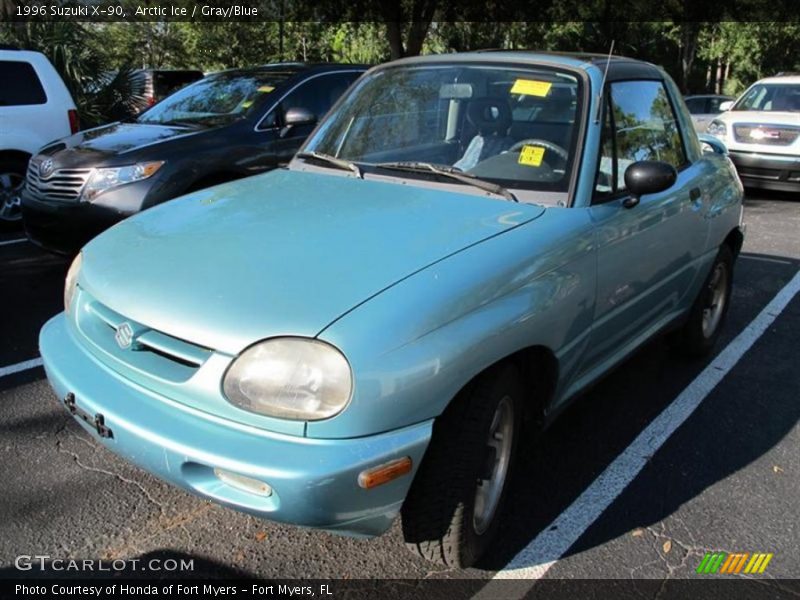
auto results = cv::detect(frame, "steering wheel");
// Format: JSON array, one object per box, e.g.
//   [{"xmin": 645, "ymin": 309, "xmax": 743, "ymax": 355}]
[{"xmin": 509, "ymin": 139, "xmax": 569, "ymax": 163}]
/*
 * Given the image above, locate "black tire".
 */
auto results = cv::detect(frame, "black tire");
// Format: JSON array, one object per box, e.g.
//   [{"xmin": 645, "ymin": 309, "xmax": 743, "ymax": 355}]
[
  {"xmin": 0, "ymin": 156, "xmax": 28, "ymax": 228},
  {"xmin": 401, "ymin": 364, "xmax": 523, "ymax": 568},
  {"xmin": 675, "ymin": 245, "xmax": 734, "ymax": 357}
]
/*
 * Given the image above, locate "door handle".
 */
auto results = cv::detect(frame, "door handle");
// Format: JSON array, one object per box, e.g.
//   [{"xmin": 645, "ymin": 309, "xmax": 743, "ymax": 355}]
[{"xmin": 689, "ymin": 187, "xmax": 702, "ymax": 202}]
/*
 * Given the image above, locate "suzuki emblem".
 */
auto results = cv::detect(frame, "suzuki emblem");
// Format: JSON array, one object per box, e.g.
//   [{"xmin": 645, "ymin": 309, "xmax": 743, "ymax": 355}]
[{"xmin": 115, "ymin": 322, "xmax": 134, "ymax": 349}]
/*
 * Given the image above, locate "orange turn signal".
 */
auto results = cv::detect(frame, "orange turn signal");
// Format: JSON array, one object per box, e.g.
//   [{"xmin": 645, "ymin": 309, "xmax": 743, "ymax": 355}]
[{"xmin": 358, "ymin": 457, "xmax": 412, "ymax": 489}]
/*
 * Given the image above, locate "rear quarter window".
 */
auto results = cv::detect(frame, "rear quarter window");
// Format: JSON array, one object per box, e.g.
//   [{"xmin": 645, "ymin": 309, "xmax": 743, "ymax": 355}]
[{"xmin": 0, "ymin": 61, "xmax": 47, "ymax": 106}]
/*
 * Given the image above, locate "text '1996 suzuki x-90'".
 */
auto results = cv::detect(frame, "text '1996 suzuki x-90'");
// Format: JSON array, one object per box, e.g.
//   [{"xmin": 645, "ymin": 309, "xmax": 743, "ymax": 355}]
[{"xmin": 40, "ymin": 51, "xmax": 744, "ymax": 568}]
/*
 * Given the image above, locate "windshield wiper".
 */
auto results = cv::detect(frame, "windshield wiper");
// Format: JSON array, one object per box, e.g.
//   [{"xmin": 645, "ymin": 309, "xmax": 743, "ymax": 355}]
[
  {"xmin": 167, "ymin": 119, "xmax": 212, "ymax": 129},
  {"xmin": 373, "ymin": 161, "xmax": 518, "ymax": 202},
  {"xmin": 296, "ymin": 151, "xmax": 362, "ymax": 179}
]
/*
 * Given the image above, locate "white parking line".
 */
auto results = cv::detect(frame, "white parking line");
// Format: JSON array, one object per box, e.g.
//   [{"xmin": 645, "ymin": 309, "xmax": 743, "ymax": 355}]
[
  {"xmin": 475, "ymin": 269, "xmax": 800, "ymax": 595},
  {"xmin": 0, "ymin": 238, "xmax": 27, "ymax": 247},
  {"xmin": 741, "ymin": 255, "xmax": 794, "ymax": 265},
  {"xmin": 0, "ymin": 357, "xmax": 43, "ymax": 379}
]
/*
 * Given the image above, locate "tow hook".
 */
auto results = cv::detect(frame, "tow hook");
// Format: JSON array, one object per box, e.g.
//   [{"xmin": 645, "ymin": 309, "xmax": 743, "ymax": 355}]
[{"xmin": 64, "ymin": 393, "xmax": 113, "ymax": 439}]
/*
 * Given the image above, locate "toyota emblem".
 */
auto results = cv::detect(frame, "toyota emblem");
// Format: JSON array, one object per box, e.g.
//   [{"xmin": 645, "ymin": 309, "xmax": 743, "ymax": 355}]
[{"xmin": 39, "ymin": 159, "xmax": 54, "ymax": 177}]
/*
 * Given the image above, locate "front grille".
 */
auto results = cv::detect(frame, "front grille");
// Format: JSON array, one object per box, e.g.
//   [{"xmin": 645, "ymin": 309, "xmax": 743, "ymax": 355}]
[
  {"xmin": 25, "ymin": 161, "xmax": 92, "ymax": 202},
  {"xmin": 75, "ymin": 292, "xmax": 212, "ymax": 383},
  {"xmin": 733, "ymin": 123, "xmax": 800, "ymax": 146}
]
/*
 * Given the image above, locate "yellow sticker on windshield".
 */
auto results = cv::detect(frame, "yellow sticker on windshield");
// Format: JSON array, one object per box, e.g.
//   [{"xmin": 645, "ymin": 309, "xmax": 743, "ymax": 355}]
[
  {"xmin": 518, "ymin": 145, "xmax": 545, "ymax": 167},
  {"xmin": 258, "ymin": 85, "xmax": 274, "ymax": 93},
  {"xmin": 510, "ymin": 79, "xmax": 552, "ymax": 97},
  {"xmin": 241, "ymin": 100, "xmax": 254, "ymax": 108}
]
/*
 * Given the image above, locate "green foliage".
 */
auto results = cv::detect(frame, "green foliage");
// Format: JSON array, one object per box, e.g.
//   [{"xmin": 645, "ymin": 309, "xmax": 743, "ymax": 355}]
[
  {"xmin": 2, "ymin": 18, "xmax": 800, "ymax": 128},
  {"xmin": 0, "ymin": 21, "xmax": 146, "ymax": 127}
]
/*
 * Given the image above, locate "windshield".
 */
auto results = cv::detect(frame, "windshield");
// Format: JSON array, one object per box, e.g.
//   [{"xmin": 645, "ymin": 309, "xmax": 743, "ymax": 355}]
[
  {"xmin": 137, "ymin": 71, "xmax": 293, "ymax": 126},
  {"xmin": 733, "ymin": 83, "xmax": 800, "ymax": 112},
  {"xmin": 302, "ymin": 64, "xmax": 583, "ymax": 194}
]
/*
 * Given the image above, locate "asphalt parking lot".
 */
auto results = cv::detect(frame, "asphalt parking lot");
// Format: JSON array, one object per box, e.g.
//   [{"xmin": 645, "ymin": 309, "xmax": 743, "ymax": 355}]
[{"xmin": 0, "ymin": 192, "xmax": 798, "ymax": 590}]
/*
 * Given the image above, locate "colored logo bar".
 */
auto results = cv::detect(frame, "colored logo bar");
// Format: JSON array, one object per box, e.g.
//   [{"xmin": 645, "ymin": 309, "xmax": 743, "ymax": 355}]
[{"xmin": 696, "ymin": 552, "xmax": 773, "ymax": 574}]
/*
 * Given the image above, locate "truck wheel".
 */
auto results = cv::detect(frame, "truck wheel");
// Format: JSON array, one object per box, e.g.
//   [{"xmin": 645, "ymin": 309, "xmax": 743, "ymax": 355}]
[
  {"xmin": 676, "ymin": 245, "xmax": 734, "ymax": 357},
  {"xmin": 0, "ymin": 157, "xmax": 28, "ymax": 226},
  {"xmin": 401, "ymin": 364, "xmax": 522, "ymax": 568}
]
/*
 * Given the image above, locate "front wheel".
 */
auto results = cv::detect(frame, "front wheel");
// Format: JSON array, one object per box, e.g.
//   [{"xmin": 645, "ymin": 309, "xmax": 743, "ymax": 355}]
[
  {"xmin": 675, "ymin": 245, "xmax": 734, "ymax": 357},
  {"xmin": 401, "ymin": 364, "xmax": 523, "ymax": 568}
]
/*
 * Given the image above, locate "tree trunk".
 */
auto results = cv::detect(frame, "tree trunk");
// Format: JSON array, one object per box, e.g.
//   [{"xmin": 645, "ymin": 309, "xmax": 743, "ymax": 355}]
[
  {"xmin": 385, "ymin": 22, "xmax": 405, "ymax": 59},
  {"xmin": 679, "ymin": 24, "xmax": 699, "ymax": 94}
]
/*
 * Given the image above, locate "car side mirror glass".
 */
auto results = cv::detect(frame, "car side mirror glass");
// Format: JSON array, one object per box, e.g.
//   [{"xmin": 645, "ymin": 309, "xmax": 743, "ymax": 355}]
[
  {"xmin": 718, "ymin": 100, "xmax": 733, "ymax": 112},
  {"xmin": 280, "ymin": 107, "xmax": 316, "ymax": 138},
  {"xmin": 697, "ymin": 133, "xmax": 728, "ymax": 155},
  {"xmin": 622, "ymin": 160, "xmax": 677, "ymax": 208}
]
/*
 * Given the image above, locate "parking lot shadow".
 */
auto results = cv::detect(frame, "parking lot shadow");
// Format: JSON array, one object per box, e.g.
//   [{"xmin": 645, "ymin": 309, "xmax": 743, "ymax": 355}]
[
  {"xmin": 0, "ymin": 243, "xmax": 68, "ymax": 367},
  {"xmin": 478, "ymin": 254, "xmax": 800, "ymax": 571}
]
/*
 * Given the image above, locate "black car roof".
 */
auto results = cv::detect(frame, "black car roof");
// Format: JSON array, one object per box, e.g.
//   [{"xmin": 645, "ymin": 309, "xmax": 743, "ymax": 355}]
[
  {"xmin": 388, "ymin": 50, "xmax": 665, "ymax": 82},
  {"xmin": 212, "ymin": 63, "xmax": 368, "ymax": 79}
]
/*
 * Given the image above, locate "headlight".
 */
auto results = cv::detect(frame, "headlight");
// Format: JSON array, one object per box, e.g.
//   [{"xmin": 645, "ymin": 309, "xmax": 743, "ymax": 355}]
[
  {"xmin": 223, "ymin": 338, "xmax": 353, "ymax": 421},
  {"xmin": 64, "ymin": 252, "xmax": 82, "ymax": 313},
  {"xmin": 706, "ymin": 120, "xmax": 727, "ymax": 139},
  {"xmin": 82, "ymin": 161, "xmax": 164, "ymax": 202}
]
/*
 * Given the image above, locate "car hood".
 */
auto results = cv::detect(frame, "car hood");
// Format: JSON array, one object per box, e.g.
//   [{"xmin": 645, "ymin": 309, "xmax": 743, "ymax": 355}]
[
  {"xmin": 717, "ymin": 110, "xmax": 800, "ymax": 126},
  {"xmin": 80, "ymin": 169, "xmax": 545, "ymax": 354},
  {"xmin": 38, "ymin": 122, "xmax": 206, "ymax": 168}
]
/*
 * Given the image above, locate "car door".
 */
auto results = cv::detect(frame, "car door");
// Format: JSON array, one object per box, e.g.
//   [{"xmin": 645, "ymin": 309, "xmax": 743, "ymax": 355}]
[
  {"xmin": 582, "ymin": 80, "xmax": 709, "ymax": 371},
  {"xmin": 260, "ymin": 71, "xmax": 362, "ymax": 166}
]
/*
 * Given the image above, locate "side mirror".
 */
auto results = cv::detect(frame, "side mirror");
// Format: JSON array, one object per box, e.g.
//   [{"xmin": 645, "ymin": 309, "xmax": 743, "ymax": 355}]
[
  {"xmin": 697, "ymin": 133, "xmax": 728, "ymax": 155},
  {"xmin": 622, "ymin": 160, "xmax": 677, "ymax": 208},
  {"xmin": 718, "ymin": 100, "xmax": 733, "ymax": 112},
  {"xmin": 280, "ymin": 107, "xmax": 316, "ymax": 138}
]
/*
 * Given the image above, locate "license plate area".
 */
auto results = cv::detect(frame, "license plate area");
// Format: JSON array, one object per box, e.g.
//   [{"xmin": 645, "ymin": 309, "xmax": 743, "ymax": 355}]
[{"xmin": 63, "ymin": 392, "xmax": 113, "ymax": 439}]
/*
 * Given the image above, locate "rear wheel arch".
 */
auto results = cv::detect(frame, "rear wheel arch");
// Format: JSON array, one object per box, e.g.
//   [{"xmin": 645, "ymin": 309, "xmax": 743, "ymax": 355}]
[
  {"xmin": 0, "ymin": 150, "xmax": 32, "ymax": 165},
  {"xmin": 723, "ymin": 227, "xmax": 744, "ymax": 258}
]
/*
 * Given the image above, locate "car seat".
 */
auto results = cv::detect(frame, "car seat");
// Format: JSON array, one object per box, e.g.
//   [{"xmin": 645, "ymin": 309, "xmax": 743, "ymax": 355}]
[{"xmin": 453, "ymin": 98, "xmax": 514, "ymax": 171}]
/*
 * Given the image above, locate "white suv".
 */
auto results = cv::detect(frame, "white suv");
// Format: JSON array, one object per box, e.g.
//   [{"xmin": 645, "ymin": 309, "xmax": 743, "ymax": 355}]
[
  {"xmin": 0, "ymin": 47, "xmax": 79, "ymax": 223},
  {"xmin": 706, "ymin": 74, "xmax": 800, "ymax": 193}
]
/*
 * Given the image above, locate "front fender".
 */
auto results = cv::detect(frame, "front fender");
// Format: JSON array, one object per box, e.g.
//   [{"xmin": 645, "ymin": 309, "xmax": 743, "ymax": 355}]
[{"xmin": 311, "ymin": 207, "xmax": 597, "ymax": 439}]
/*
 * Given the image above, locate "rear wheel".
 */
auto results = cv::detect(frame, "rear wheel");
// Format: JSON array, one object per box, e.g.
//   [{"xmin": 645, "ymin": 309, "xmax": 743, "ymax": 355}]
[
  {"xmin": 0, "ymin": 157, "xmax": 28, "ymax": 226},
  {"xmin": 676, "ymin": 245, "xmax": 734, "ymax": 357},
  {"xmin": 401, "ymin": 364, "xmax": 523, "ymax": 567}
]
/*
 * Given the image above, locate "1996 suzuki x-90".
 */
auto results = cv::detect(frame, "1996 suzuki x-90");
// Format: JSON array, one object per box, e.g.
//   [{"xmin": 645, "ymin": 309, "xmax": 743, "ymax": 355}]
[{"xmin": 41, "ymin": 52, "xmax": 744, "ymax": 567}]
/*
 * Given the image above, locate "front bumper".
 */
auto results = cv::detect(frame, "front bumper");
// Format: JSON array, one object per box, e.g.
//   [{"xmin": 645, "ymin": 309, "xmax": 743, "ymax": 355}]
[
  {"xmin": 728, "ymin": 151, "xmax": 800, "ymax": 192},
  {"xmin": 40, "ymin": 314, "xmax": 432, "ymax": 537}
]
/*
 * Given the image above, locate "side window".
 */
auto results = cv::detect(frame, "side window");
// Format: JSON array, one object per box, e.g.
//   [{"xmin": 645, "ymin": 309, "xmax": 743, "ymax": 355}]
[
  {"xmin": 0, "ymin": 61, "xmax": 47, "ymax": 105},
  {"xmin": 263, "ymin": 73, "xmax": 358, "ymax": 131},
  {"xmin": 594, "ymin": 80, "xmax": 687, "ymax": 200},
  {"xmin": 684, "ymin": 97, "xmax": 705, "ymax": 115}
]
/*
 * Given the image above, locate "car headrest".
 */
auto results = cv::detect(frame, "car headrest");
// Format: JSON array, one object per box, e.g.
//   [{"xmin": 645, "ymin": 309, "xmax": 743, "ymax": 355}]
[{"xmin": 467, "ymin": 98, "xmax": 512, "ymax": 136}]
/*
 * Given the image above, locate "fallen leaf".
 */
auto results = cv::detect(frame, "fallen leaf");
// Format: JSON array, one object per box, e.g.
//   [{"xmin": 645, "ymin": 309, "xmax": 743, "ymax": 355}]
[
  {"xmin": 255, "ymin": 531, "xmax": 268, "ymax": 542},
  {"xmin": 773, "ymin": 465, "xmax": 784, "ymax": 474},
  {"xmin": 663, "ymin": 540, "xmax": 672, "ymax": 554},
  {"xmin": 632, "ymin": 528, "xmax": 645, "ymax": 537}
]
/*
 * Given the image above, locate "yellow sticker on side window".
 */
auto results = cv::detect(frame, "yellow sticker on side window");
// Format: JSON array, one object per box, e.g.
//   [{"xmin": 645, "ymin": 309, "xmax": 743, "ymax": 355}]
[
  {"xmin": 510, "ymin": 79, "xmax": 552, "ymax": 97},
  {"xmin": 257, "ymin": 85, "xmax": 275, "ymax": 93},
  {"xmin": 518, "ymin": 145, "xmax": 545, "ymax": 167}
]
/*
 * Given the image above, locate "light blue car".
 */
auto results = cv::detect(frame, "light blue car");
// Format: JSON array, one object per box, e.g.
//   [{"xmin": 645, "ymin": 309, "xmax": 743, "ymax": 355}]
[{"xmin": 40, "ymin": 52, "xmax": 744, "ymax": 568}]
